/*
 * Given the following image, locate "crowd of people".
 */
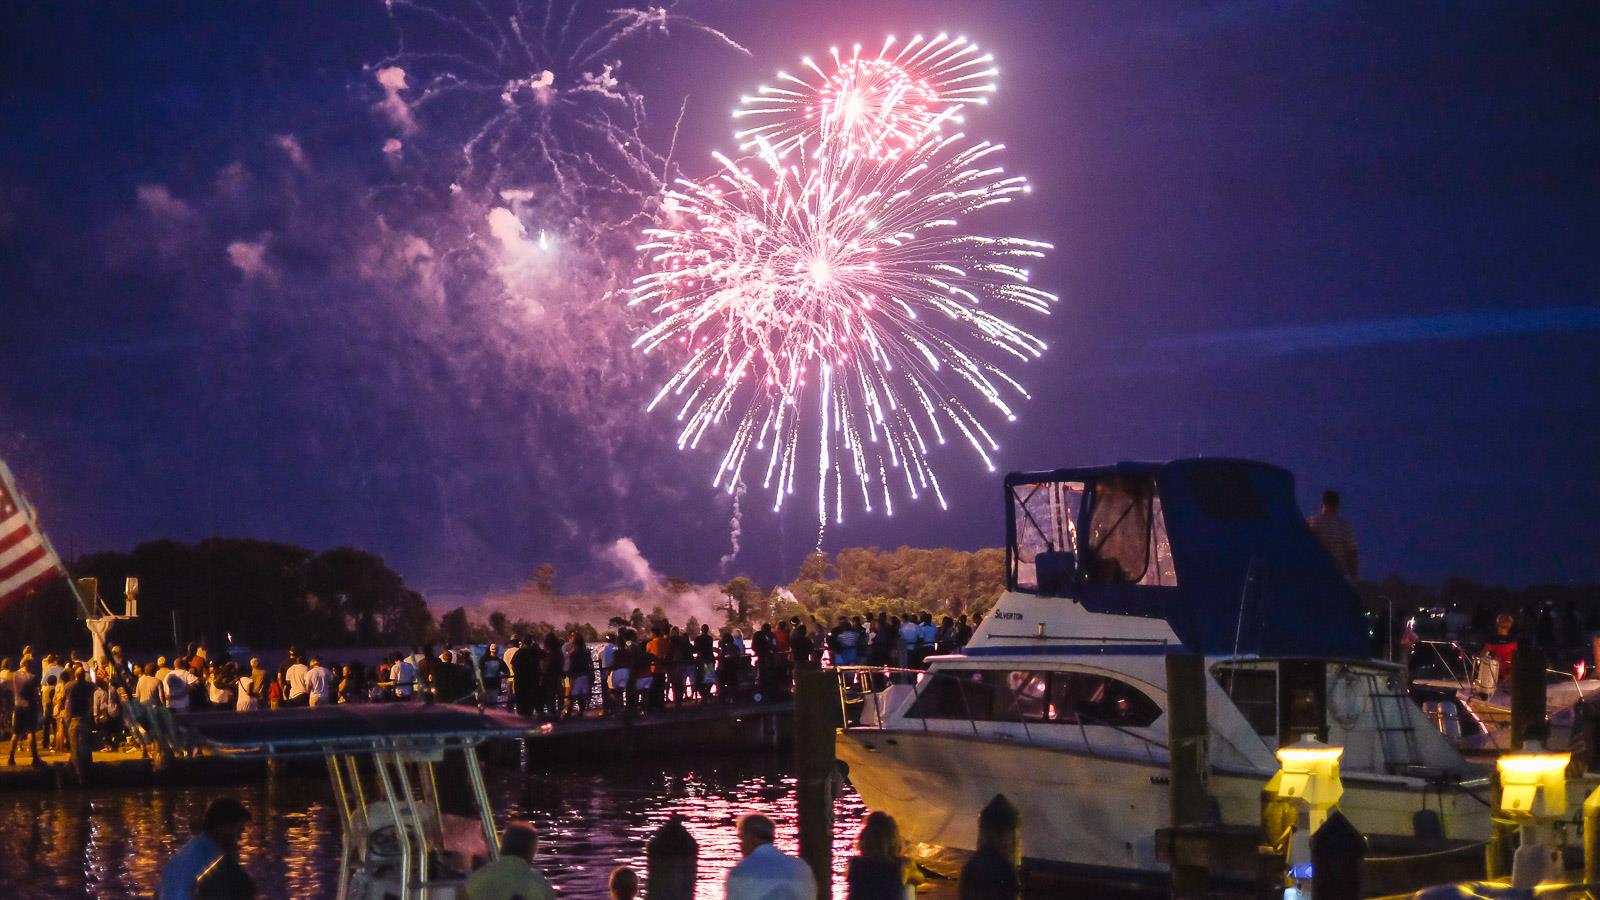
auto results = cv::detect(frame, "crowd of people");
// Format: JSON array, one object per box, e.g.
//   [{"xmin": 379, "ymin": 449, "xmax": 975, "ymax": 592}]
[
  {"xmin": 1, "ymin": 610, "xmax": 985, "ymax": 774},
  {"xmin": 160, "ymin": 793, "xmax": 1024, "ymax": 900}
]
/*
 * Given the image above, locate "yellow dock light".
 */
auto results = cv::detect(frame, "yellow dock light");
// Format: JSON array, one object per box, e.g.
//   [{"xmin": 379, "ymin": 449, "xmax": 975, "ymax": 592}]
[
  {"xmin": 1494, "ymin": 741, "xmax": 1572, "ymax": 888},
  {"xmin": 1273, "ymin": 736, "xmax": 1346, "ymax": 892},
  {"xmin": 1275, "ymin": 736, "xmax": 1345, "ymax": 832},
  {"xmin": 1496, "ymin": 742, "xmax": 1570, "ymax": 819}
]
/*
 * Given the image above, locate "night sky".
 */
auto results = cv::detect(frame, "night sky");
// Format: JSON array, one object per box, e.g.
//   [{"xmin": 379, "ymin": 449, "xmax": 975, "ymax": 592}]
[{"xmin": 2, "ymin": 1, "xmax": 1596, "ymax": 597}]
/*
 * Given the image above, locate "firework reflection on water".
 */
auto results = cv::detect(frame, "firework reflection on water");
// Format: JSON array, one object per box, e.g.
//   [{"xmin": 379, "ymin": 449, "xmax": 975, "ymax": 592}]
[{"xmin": 0, "ymin": 754, "xmax": 901, "ymax": 899}]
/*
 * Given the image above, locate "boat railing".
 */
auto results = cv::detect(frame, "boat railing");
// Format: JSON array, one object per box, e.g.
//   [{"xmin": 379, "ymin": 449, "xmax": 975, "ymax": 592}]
[
  {"xmin": 1413, "ymin": 639, "xmax": 1473, "ymax": 691},
  {"xmin": 832, "ymin": 665, "xmax": 1168, "ymax": 763}
]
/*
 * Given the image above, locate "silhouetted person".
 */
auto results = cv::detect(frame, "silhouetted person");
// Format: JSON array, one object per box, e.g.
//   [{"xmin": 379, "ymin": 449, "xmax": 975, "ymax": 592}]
[
  {"xmin": 159, "ymin": 797, "xmax": 255, "ymax": 900},
  {"xmin": 464, "ymin": 821, "xmax": 554, "ymax": 900},
  {"xmin": 847, "ymin": 811, "xmax": 917, "ymax": 900},
  {"xmin": 1307, "ymin": 489, "xmax": 1359, "ymax": 580},
  {"xmin": 725, "ymin": 813, "xmax": 816, "ymax": 900},
  {"xmin": 512, "ymin": 638, "xmax": 543, "ymax": 718},
  {"xmin": 7, "ymin": 656, "xmax": 42, "ymax": 767}
]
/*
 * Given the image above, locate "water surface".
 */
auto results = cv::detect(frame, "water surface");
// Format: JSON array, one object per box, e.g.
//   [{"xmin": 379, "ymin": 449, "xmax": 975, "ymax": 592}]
[{"xmin": 0, "ymin": 752, "xmax": 936, "ymax": 898}]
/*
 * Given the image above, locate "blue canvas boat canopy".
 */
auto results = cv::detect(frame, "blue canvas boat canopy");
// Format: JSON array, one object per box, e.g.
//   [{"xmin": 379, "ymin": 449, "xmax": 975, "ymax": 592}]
[{"xmin": 1004, "ymin": 458, "xmax": 1369, "ymax": 659}]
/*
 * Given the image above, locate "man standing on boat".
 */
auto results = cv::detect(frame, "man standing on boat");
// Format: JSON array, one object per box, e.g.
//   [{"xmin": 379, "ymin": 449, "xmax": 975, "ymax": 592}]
[{"xmin": 1307, "ymin": 489, "xmax": 1360, "ymax": 580}]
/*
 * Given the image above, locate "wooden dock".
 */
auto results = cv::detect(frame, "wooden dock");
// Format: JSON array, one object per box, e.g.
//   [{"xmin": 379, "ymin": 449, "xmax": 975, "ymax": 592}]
[{"xmin": 0, "ymin": 698, "xmax": 794, "ymax": 790}]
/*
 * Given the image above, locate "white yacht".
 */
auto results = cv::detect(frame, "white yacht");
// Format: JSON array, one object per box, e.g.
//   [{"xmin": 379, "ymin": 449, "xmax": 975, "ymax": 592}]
[{"xmin": 836, "ymin": 459, "xmax": 1494, "ymax": 882}]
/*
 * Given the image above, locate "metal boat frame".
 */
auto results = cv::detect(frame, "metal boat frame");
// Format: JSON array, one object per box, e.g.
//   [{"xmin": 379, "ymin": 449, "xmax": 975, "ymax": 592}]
[{"xmin": 166, "ymin": 705, "xmax": 531, "ymax": 900}]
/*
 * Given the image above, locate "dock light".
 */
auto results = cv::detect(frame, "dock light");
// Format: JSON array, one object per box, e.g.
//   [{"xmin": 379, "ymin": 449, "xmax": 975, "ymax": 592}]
[
  {"xmin": 1275, "ymin": 736, "xmax": 1345, "ymax": 833},
  {"xmin": 1497, "ymin": 741, "xmax": 1571, "ymax": 888},
  {"xmin": 1273, "ymin": 736, "xmax": 1345, "ymax": 895},
  {"xmin": 1496, "ymin": 742, "xmax": 1570, "ymax": 819}
]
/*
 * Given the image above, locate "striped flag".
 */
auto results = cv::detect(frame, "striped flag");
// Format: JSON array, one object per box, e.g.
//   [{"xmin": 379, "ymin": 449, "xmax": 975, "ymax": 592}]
[{"xmin": 0, "ymin": 459, "xmax": 68, "ymax": 608}]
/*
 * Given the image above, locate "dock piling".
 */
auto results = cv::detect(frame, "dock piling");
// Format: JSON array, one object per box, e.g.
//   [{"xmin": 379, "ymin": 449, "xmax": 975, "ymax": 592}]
[
  {"xmin": 794, "ymin": 668, "xmax": 841, "ymax": 899},
  {"xmin": 1166, "ymin": 652, "xmax": 1210, "ymax": 898},
  {"xmin": 1310, "ymin": 809, "xmax": 1365, "ymax": 899},
  {"xmin": 1510, "ymin": 644, "xmax": 1546, "ymax": 750},
  {"xmin": 645, "ymin": 814, "xmax": 697, "ymax": 900}
]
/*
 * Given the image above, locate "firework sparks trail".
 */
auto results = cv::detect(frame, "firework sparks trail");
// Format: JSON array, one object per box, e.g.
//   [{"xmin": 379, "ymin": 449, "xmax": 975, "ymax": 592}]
[
  {"xmin": 733, "ymin": 33, "xmax": 998, "ymax": 161},
  {"xmin": 377, "ymin": 0, "xmax": 746, "ymax": 206},
  {"xmin": 631, "ymin": 118, "xmax": 1057, "ymax": 528}
]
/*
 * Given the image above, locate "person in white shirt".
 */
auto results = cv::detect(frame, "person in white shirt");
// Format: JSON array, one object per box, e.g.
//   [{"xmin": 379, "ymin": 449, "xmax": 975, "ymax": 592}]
[
  {"xmin": 896, "ymin": 617, "xmax": 919, "ymax": 668},
  {"xmin": 724, "ymin": 813, "xmax": 817, "ymax": 900},
  {"xmin": 916, "ymin": 614, "xmax": 938, "ymax": 667},
  {"xmin": 390, "ymin": 653, "xmax": 417, "ymax": 700},
  {"xmin": 306, "ymin": 658, "xmax": 335, "ymax": 707},
  {"xmin": 162, "ymin": 663, "xmax": 193, "ymax": 712},
  {"xmin": 284, "ymin": 657, "xmax": 310, "ymax": 707},
  {"xmin": 135, "ymin": 663, "xmax": 163, "ymax": 705}
]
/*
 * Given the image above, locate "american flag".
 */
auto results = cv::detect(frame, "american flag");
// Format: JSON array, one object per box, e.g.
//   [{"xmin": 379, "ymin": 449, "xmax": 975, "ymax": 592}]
[{"xmin": 0, "ymin": 459, "xmax": 67, "ymax": 608}]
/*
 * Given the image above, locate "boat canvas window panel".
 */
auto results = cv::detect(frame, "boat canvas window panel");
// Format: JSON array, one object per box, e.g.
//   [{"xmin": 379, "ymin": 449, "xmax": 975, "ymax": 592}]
[
  {"xmin": 1009, "ymin": 480, "xmax": 1084, "ymax": 592},
  {"xmin": 1085, "ymin": 475, "xmax": 1155, "ymax": 584},
  {"xmin": 1139, "ymin": 495, "xmax": 1177, "ymax": 587}
]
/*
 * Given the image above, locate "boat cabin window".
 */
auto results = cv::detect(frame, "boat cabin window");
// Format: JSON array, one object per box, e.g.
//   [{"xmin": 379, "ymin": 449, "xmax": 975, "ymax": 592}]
[
  {"xmin": 1214, "ymin": 665, "xmax": 1277, "ymax": 738},
  {"xmin": 908, "ymin": 668, "xmax": 1162, "ymax": 728},
  {"xmin": 1009, "ymin": 480, "xmax": 1084, "ymax": 593}
]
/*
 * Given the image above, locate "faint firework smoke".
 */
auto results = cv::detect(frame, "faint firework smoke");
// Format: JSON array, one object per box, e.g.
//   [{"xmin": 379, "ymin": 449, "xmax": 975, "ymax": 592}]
[
  {"xmin": 719, "ymin": 476, "xmax": 745, "ymax": 574},
  {"xmin": 359, "ymin": 1, "xmax": 751, "ymax": 580}
]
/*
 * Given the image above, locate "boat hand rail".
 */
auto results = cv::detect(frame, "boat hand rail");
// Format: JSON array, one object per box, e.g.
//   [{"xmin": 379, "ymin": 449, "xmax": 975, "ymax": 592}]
[
  {"xmin": 1547, "ymin": 666, "xmax": 1587, "ymax": 702},
  {"xmin": 832, "ymin": 665, "xmax": 1168, "ymax": 760},
  {"xmin": 1413, "ymin": 640, "xmax": 1472, "ymax": 691}
]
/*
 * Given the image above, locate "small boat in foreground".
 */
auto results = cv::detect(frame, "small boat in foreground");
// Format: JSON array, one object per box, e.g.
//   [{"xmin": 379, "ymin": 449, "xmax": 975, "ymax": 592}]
[{"xmin": 170, "ymin": 704, "xmax": 531, "ymax": 900}]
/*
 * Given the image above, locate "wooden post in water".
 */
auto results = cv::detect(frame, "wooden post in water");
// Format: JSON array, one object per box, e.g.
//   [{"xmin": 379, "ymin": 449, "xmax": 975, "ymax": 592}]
[
  {"xmin": 1166, "ymin": 652, "xmax": 1210, "ymax": 898},
  {"xmin": 1511, "ymin": 644, "xmax": 1546, "ymax": 750},
  {"xmin": 795, "ymin": 668, "xmax": 840, "ymax": 899},
  {"xmin": 645, "ymin": 813, "xmax": 697, "ymax": 900},
  {"xmin": 1310, "ymin": 809, "xmax": 1366, "ymax": 900}
]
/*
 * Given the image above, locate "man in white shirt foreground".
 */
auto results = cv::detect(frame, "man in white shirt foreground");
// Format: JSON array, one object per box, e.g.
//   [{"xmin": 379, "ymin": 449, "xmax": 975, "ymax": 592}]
[{"xmin": 724, "ymin": 813, "xmax": 816, "ymax": 900}]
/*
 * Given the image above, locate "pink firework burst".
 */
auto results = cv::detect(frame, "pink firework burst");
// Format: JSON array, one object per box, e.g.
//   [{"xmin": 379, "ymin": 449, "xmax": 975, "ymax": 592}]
[
  {"xmin": 630, "ymin": 128, "xmax": 1054, "ymax": 526},
  {"xmin": 734, "ymin": 33, "xmax": 998, "ymax": 160}
]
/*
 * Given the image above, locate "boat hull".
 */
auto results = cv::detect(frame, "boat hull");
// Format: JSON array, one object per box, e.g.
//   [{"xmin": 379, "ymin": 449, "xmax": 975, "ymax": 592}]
[{"xmin": 836, "ymin": 729, "xmax": 1493, "ymax": 873}]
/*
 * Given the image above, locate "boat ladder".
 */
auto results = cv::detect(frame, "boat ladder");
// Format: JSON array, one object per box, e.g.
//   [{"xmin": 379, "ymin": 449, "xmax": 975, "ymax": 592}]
[{"xmin": 1368, "ymin": 675, "xmax": 1424, "ymax": 773}]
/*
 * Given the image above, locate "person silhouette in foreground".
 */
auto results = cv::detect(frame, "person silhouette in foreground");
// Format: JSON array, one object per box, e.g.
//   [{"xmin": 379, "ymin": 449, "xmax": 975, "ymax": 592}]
[
  {"xmin": 158, "ymin": 796, "xmax": 255, "ymax": 900},
  {"xmin": 724, "ymin": 813, "xmax": 817, "ymax": 900},
  {"xmin": 464, "ymin": 821, "xmax": 555, "ymax": 900}
]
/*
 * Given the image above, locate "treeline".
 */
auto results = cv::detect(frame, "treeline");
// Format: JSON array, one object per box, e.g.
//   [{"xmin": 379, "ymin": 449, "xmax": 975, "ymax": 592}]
[
  {"xmin": 723, "ymin": 546, "xmax": 1009, "ymax": 627},
  {"xmin": 0, "ymin": 538, "xmax": 434, "ymax": 653}
]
